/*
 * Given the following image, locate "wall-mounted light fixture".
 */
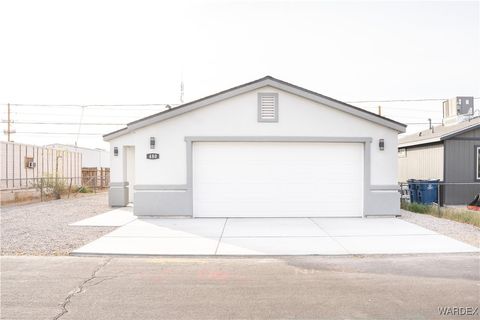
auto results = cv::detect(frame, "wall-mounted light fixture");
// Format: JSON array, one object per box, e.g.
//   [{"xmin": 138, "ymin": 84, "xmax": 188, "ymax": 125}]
[
  {"xmin": 114, "ymin": 147, "xmax": 119, "ymax": 156},
  {"xmin": 379, "ymin": 139, "xmax": 385, "ymax": 151},
  {"xmin": 150, "ymin": 137, "xmax": 156, "ymax": 149}
]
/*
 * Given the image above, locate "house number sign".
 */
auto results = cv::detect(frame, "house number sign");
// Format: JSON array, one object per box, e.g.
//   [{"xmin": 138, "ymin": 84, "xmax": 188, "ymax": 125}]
[{"xmin": 146, "ymin": 153, "xmax": 160, "ymax": 160}]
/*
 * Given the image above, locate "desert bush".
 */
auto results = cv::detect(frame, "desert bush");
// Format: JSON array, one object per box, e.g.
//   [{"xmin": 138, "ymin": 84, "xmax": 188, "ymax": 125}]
[{"xmin": 402, "ymin": 201, "xmax": 480, "ymax": 228}]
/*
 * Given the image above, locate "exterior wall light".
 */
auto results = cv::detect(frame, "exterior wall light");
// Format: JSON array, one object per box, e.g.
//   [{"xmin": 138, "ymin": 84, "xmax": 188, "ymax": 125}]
[
  {"xmin": 114, "ymin": 147, "xmax": 119, "ymax": 156},
  {"xmin": 150, "ymin": 137, "xmax": 156, "ymax": 149},
  {"xmin": 379, "ymin": 139, "xmax": 385, "ymax": 151}
]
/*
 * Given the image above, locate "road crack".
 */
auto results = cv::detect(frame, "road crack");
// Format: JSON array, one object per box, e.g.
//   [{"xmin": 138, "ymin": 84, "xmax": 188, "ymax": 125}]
[{"xmin": 53, "ymin": 258, "xmax": 112, "ymax": 320}]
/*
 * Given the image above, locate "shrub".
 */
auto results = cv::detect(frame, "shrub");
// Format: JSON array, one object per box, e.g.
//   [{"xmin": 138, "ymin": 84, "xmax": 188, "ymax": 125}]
[
  {"xmin": 402, "ymin": 201, "xmax": 480, "ymax": 228},
  {"xmin": 77, "ymin": 186, "xmax": 93, "ymax": 193},
  {"xmin": 37, "ymin": 174, "xmax": 67, "ymax": 199}
]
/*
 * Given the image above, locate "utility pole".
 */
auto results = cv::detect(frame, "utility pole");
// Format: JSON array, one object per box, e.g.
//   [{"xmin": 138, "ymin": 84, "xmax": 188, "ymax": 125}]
[
  {"xmin": 7, "ymin": 103, "xmax": 11, "ymax": 141},
  {"xmin": 4, "ymin": 103, "xmax": 15, "ymax": 141}
]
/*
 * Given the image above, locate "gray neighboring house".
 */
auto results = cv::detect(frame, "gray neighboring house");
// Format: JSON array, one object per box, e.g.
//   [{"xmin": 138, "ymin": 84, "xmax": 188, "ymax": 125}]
[{"xmin": 398, "ymin": 116, "xmax": 480, "ymax": 205}]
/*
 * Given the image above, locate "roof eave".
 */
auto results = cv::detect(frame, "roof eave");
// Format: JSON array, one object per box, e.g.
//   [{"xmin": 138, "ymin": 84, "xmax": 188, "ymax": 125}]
[
  {"xmin": 398, "ymin": 138, "xmax": 442, "ymax": 148},
  {"xmin": 439, "ymin": 123, "xmax": 480, "ymax": 141},
  {"xmin": 103, "ymin": 76, "xmax": 406, "ymax": 141},
  {"xmin": 103, "ymin": 127, "xmax": 128, "ymax": 141}
]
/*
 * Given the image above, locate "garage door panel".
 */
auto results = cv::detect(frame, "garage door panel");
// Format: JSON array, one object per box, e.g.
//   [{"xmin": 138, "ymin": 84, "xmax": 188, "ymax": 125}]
[{"xmin": 193, "ymin": 142, "xmax": 364, "ymax": 217}]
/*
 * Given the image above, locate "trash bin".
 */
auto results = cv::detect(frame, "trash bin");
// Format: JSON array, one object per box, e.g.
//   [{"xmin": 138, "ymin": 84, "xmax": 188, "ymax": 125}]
[
  {"xmin": 407, "ymin": 179, "xmax": 418, "ymax": 203},
  {"xmin": 416, "ymin": 179, "xmax": 439, "ymax": 204}
]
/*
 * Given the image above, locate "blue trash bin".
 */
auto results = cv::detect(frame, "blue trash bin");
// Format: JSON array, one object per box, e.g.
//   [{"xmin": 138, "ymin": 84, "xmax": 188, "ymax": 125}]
[
  {"xmin": 407, "ymin": 179, "xmax": 418, "ymax": 203},
  {"xmin": 416, "ymin": 180, "xmax": 439, "ymax": 204}
]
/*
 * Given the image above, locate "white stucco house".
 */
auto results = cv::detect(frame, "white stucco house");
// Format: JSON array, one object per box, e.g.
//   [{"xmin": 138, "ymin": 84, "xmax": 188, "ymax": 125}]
[{"xmin": 104, "ymin": 76, "xmax": 406, "ymax": 217}]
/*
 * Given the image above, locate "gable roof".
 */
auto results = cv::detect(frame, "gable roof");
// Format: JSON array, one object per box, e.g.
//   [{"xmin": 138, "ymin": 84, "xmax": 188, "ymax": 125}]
[
  {"xmin": 398, "ymin": 116, "xmax": 480, "ymax": 148},
  {"xmin": 104, "ymin": 76, "xmax": 406, "ymax": 141}
]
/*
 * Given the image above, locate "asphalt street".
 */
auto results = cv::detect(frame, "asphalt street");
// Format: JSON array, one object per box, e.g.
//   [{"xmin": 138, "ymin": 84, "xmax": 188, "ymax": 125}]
[{"xmin": 1, "ymin": 254, "xmax": 479, "ymax": 320}]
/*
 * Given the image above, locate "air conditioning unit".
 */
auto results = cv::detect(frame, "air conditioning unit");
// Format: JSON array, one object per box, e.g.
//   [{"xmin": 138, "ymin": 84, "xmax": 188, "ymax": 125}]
[{"xmin": 27, "ymin": 161, "xmax": 36, "ymax": 168}]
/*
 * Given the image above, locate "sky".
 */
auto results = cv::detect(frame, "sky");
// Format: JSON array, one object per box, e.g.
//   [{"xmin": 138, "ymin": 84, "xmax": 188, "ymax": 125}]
[{"xmin": 0, "ymin": 0, "xmax": 479, "ymax": 150}]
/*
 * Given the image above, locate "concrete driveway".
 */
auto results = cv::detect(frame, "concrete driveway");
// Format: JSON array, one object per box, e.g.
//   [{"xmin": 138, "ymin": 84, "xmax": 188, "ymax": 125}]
[{"xmin": 72, "ymin": 217, "xmax": 479, "ymax": 256}]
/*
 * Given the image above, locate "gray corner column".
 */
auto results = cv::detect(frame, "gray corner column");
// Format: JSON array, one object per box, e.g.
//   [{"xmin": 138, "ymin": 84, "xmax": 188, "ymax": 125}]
[{"xmin": 109, "ymin": 182, "xmax": 129, "ymax": 207}]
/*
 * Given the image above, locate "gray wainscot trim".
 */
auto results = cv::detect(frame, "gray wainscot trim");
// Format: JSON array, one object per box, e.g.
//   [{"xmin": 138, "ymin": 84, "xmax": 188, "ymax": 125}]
[
  {"xmin": 133, "ymin": 136, "xmax": 400, "ymax": 217},
  {"xmin": 110, "ymin": 181, "xmax": 129, "ymax": 187},
  {"xmin": 133, "ymin": 184, "xmax": 190, "ymax": 216},
  {"xmin": 109, "ymin": 181, "xmax": 129, "ymax": 207},
  {"xmin": 365, "ymin": 190, "xmax": 401, "ymax": 216}
]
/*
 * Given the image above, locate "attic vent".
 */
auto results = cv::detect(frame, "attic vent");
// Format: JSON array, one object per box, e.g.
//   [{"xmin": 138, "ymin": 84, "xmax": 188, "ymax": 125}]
[{"xmin": 258, "ymin": 93, "xmax": 278, "ymax": 122}]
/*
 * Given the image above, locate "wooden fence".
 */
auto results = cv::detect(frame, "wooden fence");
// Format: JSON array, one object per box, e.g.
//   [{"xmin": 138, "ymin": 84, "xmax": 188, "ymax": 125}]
[{"xmin": 81, "ymin": 167, "xmax": 110, "ymax": 189}]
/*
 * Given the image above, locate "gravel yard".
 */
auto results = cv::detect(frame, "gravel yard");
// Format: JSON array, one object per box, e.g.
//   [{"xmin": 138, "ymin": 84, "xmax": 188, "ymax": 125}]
[
  {"xmin": 400, "ymin": 209, "xmax": 480, "ymax": 248},
  {"xmin": 1, "ymin": 193, "xmax": 114, "ymax": 255}
]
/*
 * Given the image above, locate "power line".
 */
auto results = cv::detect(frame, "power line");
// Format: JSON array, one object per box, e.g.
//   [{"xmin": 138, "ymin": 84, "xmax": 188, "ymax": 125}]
[
  {"xmin": 3, "ymin": 98, "xmax": 480, "ymax": 107},
  {"xmin": 3, "ymin": 120, "xmax": 443, "ymax": 126},
  {"xmin": 347, "ymin": 97, "xmax": 480, "ymax": 103},
  {"xmin": 2, "ymin": 103, "xmax": 178, "ymax": 107},
  {"xmin": 404, "ymin": 122, "xmax": 442, "ymax": 125},
  {"xmin": 1, "ymin": 120, "xmax": 125, "ymax": 125},
  {"xmin": 6, "ymin": 98, "xmax": 480, "ymax": 106},
  {"xmin": 12, "ymin": 131, "xmax": 104, "ymax": 135},
  {"xmin": 0, "ymin": 111, "xmax": 150, "ymax": 117},
  {"xmin": 2, "ymin": 106, "xmax": 174, "ymax": 112}
]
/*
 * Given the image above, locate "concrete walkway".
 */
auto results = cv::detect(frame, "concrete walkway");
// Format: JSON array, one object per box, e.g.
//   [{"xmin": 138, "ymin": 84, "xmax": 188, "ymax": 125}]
[
  {"xmin": 69, "ymin": 206, "xmax": 136, "ymax": 227},
  {"xmin": 72, "ymin": 217, "xmax": 479, "ymax": 256}
]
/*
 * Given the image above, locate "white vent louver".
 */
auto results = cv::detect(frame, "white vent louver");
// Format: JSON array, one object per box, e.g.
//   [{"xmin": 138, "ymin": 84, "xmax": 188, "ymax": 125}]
[{"xmin": 258, "ymin": 93, "xmax": 278, "ymax": 122}]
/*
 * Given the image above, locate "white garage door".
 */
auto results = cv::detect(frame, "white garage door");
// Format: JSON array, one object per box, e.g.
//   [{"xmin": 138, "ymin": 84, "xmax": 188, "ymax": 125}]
[{"xmin": 193, "ymin": 142, "xmax": 364, "ymax": 217}]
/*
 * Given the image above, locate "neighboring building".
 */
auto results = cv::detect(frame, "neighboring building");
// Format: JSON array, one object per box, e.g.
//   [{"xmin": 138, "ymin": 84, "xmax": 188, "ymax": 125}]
[
  {"xmin": 47, "ymin": 144, "xmax": 110, "ymax": 189},
  {"xmin": 104, "ymin": 76, "xmax": 406, "ymax": 218},
  {"xmin": 398, "ymin": 116, "xmax": 480, "ymax": 205},
  {"xmin": 0, "ymin": 141, "xmax": 82, "ymax": 190},
  {"xmin": 442, "ymin": 96, "xmax": 474, "ymax": 125},
  {"xmin": 47, "ymin": 144, "xmax": 109, "ymax": 168}
]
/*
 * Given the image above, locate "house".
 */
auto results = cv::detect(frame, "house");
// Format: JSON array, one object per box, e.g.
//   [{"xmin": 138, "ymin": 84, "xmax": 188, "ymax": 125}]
[
  {"xmin": 104, "ymin": 76, "xmax": 406, "ymax": 217},
  {"xmin": 398, "ymin": 116, "xmax": 480, "ymax": 205}
]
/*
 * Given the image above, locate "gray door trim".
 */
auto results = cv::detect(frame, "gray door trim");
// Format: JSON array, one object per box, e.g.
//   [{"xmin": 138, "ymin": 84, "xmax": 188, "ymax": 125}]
[{"xmin": 185, "ymin": 136, "xmax": 373, "ymax": 217}]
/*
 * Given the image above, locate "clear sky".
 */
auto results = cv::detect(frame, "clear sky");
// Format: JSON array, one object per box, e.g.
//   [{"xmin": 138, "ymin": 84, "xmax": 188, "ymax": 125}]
[{"xmin": 0, "ymin": 0, "xmax": 478, "ymax": 149}]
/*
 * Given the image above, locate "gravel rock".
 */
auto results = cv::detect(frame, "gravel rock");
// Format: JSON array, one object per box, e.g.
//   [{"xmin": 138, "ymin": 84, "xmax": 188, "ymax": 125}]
[
  {"xmin": 400, "ymin": 209, "xmax": 480, "ymax": 248},
  {"xmin": 1, "ymin": 193, "xmax": 115, "ymax": 255}
]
